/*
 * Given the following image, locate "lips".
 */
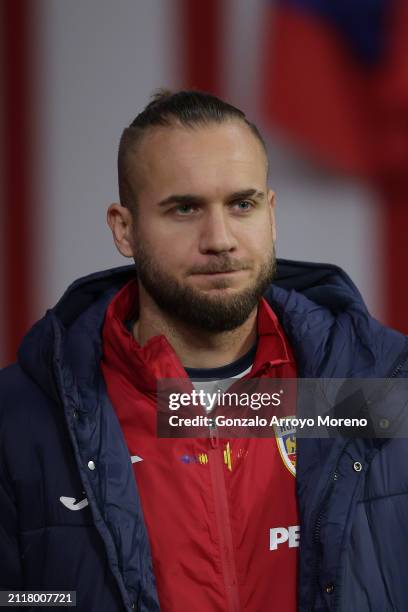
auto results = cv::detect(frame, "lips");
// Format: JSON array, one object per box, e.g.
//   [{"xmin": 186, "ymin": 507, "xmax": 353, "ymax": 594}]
[
  {"xmin": 196, "ymin": 270, "xmax": 239, "ymax": 275},
  {"xmin": 191, "ymin": 268, "xmax": 246, "ymax": 275},
  {"xmin": 192, "ymin": 271, "xmax": 246, "ymax": 281}
]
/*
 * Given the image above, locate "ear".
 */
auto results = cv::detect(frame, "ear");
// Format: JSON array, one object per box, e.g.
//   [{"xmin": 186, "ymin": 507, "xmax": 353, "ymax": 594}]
[
  {"xmin": 267, "ymin": 189, "xmax": 277, "ymax": 243},
  {"xmin": 107, "ymin": 203, "xmax": 135, "ymax": 258}
]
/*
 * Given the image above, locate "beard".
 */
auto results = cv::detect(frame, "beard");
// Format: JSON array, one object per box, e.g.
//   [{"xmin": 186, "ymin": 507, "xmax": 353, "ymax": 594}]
[{"xmin": 133, "ymin": 241, "xmax": 276, "ymax": 333}]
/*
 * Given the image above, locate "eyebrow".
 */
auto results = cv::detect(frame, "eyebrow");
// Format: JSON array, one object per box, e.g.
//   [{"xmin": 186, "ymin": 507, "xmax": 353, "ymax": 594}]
[{"xmin": 156, "ymin": 189, "xmax": 265, "ymax": 207}]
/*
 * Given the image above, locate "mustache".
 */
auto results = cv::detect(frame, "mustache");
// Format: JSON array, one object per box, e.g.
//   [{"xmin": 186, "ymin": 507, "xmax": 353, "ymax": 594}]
[{"xmin": 189, "ymin": 258, "xmax": 252, "ymax": 274}]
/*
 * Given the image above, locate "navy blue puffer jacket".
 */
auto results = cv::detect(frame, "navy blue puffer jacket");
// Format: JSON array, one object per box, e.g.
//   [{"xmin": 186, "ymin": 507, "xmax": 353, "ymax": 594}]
[{"xmin": 1, "ymin": 260, "xmax": 407, "ymax": 612}]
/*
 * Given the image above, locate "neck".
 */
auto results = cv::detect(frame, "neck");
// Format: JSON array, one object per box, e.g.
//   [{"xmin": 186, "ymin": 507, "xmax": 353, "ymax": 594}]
[{"xmin": 133, "ymin": 285, "xmax": 258, "ymax": 369}]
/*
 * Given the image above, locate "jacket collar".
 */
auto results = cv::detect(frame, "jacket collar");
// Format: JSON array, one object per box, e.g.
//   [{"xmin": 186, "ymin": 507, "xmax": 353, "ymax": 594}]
[{"xmin": 101, "ymin": 279, "xmax": 293, "ymax": 392}]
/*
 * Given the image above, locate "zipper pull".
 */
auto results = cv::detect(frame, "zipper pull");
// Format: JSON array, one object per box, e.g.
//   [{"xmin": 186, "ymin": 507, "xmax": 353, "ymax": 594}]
[{"xmin": 209, "ymin": 421, "xmax": 219, "ymax": 448}]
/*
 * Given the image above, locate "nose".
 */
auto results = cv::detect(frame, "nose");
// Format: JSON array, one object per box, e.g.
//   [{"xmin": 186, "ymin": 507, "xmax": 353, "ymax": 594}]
[{"xmin": 198, "ymin": 206, "xmax": 238, "ymax": 254}]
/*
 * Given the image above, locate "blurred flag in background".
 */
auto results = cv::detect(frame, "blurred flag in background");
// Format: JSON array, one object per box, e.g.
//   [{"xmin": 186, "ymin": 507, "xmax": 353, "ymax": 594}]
[{"xmin": 263, "ymin": 0, "xmax": 408, "ymax": 333}]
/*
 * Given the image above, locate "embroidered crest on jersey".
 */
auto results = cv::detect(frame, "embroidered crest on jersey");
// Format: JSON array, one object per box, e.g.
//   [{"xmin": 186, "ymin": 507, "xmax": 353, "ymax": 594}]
[{"xmin": 274, "ymin": 418, "xmax": 296, "ymax": 476}]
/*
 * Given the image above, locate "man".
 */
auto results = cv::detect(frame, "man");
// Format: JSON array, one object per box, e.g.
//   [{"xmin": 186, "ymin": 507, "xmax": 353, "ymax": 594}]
[{"xmin": 0, "ymin": 90, "xmax": 407, "ymax": 612}]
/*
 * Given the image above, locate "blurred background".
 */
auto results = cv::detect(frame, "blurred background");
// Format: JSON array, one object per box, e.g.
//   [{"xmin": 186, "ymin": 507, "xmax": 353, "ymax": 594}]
[{"xmin": 1, "ymin": 0, "xmax": 408, "ymax": 368}]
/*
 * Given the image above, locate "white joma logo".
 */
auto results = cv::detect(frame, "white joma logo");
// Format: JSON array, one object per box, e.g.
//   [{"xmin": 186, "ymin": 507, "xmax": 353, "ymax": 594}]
[
  {"xmin": 60, "ymin": 454, "xmax": 143, "ymax": 510},
  {"xmin": 59, "ymin": 496, "xmax": 89, "ymax": 511}
]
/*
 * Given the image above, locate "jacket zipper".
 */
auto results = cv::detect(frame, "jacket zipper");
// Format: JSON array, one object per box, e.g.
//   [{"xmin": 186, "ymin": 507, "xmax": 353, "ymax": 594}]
[
  {"xmin": 308, "ymin": 348, "xmax": 408, "ymax": 611},
  {"xmin": 390, "ymin": 351, "xmax": 408, "ymax": 378},
  {"xmin": 309, "ymin": 456, "xmax": 346, "ymax": 612},
  {"xmin": 208, "ymin": 426, "xmax": 241, "ymax": 612}
]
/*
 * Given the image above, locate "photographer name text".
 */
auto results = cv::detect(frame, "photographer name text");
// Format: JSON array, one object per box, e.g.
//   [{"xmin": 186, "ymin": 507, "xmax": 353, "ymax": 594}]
[{"xmin": 167, "ymin": 415, "xmax": 368, "ymax": 429}]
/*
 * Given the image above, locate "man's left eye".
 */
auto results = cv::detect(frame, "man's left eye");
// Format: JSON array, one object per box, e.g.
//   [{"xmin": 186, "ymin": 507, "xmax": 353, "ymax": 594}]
[{"xmin": 233, "ymin": 200, "xmax": 253, "ymax": 211}]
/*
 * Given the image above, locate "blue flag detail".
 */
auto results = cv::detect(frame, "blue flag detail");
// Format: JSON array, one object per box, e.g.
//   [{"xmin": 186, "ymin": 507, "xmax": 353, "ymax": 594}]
[{"xmin": 282, "ymin": 0, "xmax": 392, "ymax": 64}]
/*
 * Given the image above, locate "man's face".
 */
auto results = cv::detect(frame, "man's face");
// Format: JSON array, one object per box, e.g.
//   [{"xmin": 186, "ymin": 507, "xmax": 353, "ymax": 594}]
[{"xmin": 127, "ymin": 120, "xmax": 276, "ymax": 332}]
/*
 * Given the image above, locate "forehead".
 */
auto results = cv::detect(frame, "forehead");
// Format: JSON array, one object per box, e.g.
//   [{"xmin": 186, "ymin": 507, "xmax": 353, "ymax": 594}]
[{"xmin": 131, "ymin": 121, "xmax": 268, "ymax": 200}]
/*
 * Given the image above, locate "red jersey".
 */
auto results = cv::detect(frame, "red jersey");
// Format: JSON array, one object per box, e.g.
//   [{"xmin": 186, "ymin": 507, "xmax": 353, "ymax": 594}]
[{"xmin": 101, "ymin": 281, "xmax": 299, "ymax": 612}]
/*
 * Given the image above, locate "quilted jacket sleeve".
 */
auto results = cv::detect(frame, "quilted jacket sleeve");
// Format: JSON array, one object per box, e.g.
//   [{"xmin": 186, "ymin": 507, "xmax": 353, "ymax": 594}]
[
  {"xmin": 0, "ymin": 369, "xmax": 23, "ymax": 588},
  {"xmin": 0, "ymin": 467, "xmax": 23, "ymax": 588}
]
